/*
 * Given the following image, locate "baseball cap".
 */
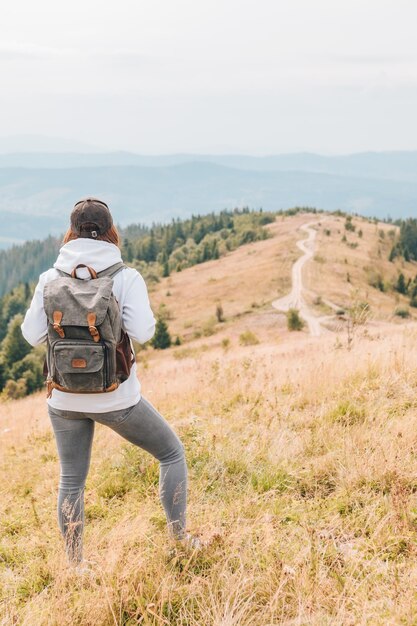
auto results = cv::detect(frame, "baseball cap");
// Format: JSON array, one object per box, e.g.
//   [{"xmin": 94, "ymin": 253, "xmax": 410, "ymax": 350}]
[{"xmin": 70, "ymin": 197, "xmax": 113, "ymax": 238}]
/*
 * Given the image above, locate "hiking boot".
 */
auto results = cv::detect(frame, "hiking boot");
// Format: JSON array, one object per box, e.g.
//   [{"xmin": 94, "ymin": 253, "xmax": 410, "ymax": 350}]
[
  {"xmin": 70, "ymin": 559, "xmax": 98, "ymax": 579},
  {"xmin": 176, "ymin": 532, "xmax": 204, "ymax": 551}
]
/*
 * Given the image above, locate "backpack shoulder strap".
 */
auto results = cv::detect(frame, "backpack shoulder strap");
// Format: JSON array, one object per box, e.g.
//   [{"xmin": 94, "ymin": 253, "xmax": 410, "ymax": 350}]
[
  {"xmin": 96, "ymin": 261, "xmax": 127, "ymax": 279},
  {"xmin": 54, "ymin": 262, "xmax": 127, "ymax": 279},
  {"xmin": 55, "ymin": 268, "xmax": 70, "ymax": 277}
]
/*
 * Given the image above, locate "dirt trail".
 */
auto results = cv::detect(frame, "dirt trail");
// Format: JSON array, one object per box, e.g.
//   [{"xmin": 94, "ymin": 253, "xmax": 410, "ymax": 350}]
[
  {"xmin": 271, "ymin": 220, "xmax": 417, "ymax": 339},
  {"xmin": 272, "ymin": 221, "xmax": 329, "ymax": 336}
]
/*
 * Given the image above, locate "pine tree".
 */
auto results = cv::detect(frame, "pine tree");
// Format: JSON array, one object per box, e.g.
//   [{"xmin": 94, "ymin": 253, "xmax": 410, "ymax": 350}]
[
  {"xmin": 24, "ymin": 282, "xmax": 31, "ymax": 302},
  {"xmin": 146, "ymin": 230, "xmax": 158, "ymax": 262},
  {"xmin": 123, "ymin": 238, "xmax": 134, "ymax": 263},
  {"xmin": 151, "ymin": 317, "xmax": 172, "ymax": 349},
  {"xmin": 389, "ymin": 245, "xmax": 397, "ymax": 262},
  {"xmin": 1, "ymin": 314, "xmax": 32, "ymax": 369},
  {"xmin": 410, "ymin": 281, "xmax": 417, "ymax": 307},
  {"xmin": 161, "ymin": 251, "xmax": 170, "ymax": 277},
  {"xmin": 216, "ymin": 302, "xmax": 224, "ymax": 322},
  {"xmin": 396, "ymin": 272, "xmax": 408, "ymax": 295},
  {"xmin": 202, "ymin": 242, "xmax": 210, "ymax": 262}
]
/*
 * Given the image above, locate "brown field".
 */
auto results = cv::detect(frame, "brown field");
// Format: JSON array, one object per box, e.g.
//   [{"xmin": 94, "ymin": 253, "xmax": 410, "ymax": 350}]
[
  {"xmin": 2, "ymin": 211, "xmax": 417, "ymax": 624},
  {"xmin": 305, "ymin": 214, "xmax": 415, "ymax": 322}
]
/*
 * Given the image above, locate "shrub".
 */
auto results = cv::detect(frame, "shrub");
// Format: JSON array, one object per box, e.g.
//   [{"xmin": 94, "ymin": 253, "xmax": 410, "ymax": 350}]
[
  {"xmin": 389, "ymin": 245, "xmax": 400, "ymax": 261},
  {"xmin": 367, "ymin": 270, "xmax": 385, "ymax": 292},
  {"xmin": 239, "ymin": 330, "xmax": 260, "ymax": 346},
  {"xmin": 221, "ymin": 338, "xmax": 231, "ymax": 351},
  {"xmin": 215, "ymin": 302, "xmax": 224, "ymax": 322},
  {"xmin": 157, "ymin": 302, "xmax": 173, "ymax": 321},
  {"xmin": 287, "ymin": 308, "xmax": 304, "ymax": 331},
  {"xmin": 239, "ymin": 229, "xmax": 257, "ymax": 244},
  {"xmin": 348, "ymin": 301, "xmax": 370, "ymax": 325},
  {"xmin": 10, "ymin": 353, "xmax": 44, "ymax": 394},
  {"xmin": 258, "ymin": 214, "xmax": 275, "ymax": 225},
  {"xmin": 410, "ymin": 283, "xmax": 417, "ymax": 307},
  {"xmin": 151, "ymin": 317, "xmax": 172, "ymax": 349},
  {"xmin": 395, "ymin": 307, "xmax": 410, "ymax": 318},
  {"xmin": 3, "ymin": 378, "xmax": 27, "ymax": 400},
  {"xmin": 345, "ymin": 217, "xmax": 355, "ymax": 232}
]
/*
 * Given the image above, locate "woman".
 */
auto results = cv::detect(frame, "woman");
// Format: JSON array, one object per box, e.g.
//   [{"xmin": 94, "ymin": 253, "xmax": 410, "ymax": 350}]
[{"xmin": 21, "ymin": 197, "xmax": 201, "ymax": 572}]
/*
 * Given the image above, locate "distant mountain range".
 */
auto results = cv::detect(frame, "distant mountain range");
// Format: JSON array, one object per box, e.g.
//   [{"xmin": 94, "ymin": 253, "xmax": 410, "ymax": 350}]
[
  {"xmin": 3, "ymin": 150, "xmax": 417, "ymax": 181},
  {"xmin": 0, "ymin": 150, "xmax": 417, "ymax": 247}
]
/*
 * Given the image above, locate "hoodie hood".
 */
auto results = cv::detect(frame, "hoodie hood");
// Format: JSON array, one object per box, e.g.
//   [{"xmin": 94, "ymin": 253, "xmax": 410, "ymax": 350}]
[{"xmin": 53, "ymin": 238, "xmax": 122, "ymax": 279}]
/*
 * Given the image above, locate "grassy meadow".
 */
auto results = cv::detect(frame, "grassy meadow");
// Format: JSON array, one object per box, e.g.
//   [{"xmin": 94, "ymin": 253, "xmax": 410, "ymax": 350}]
[
  {"xmin": 305, "ymin": 214, "xmax": 411, "ymax": 321},
  {"xmin": 2, "ymin": 212, "xmax": 417, "ymax": 624}
]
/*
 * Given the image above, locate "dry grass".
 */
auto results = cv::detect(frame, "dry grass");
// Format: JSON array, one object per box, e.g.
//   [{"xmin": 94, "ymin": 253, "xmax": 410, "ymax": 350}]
[
  {"xmin": 306, "ymin": 215, "xmax": 416, "ymax": 321},
  {"xmin": 2, "ymin": 212, "xmax": 417, "ymax": 624},
  {"xmin": 3, "ymin": 325, "xmax": 417, "ymax": 624}
]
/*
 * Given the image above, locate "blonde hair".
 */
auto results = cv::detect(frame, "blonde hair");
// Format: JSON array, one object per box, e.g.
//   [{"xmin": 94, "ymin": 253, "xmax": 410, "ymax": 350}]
[{"xmin": 62, "ymin": 224, "xmax": 121, "ymax": 248}]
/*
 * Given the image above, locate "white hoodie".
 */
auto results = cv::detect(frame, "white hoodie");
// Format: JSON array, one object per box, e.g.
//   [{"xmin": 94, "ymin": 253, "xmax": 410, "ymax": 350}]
[{"xmin": 21, "ymin": 238, "xmax": 156, "ymax": 413}]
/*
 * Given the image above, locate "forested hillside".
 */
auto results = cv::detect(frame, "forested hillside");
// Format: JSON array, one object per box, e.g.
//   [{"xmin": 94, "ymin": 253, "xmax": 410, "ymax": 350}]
[
  {"xmin": 389, "ymin": 217, "xmax": 417, "ymax": 261},
  {"xmin": 0, "ymin": 236, "xmax": 60, "ymax": 298},
  {"xmin": 0, "ymin": 207, "xmax": 275, "ymax": 297}
]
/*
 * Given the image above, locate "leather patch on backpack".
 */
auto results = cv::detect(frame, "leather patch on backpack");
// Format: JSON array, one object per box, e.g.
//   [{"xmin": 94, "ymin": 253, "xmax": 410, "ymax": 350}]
[{"xmin": 72, "ymin": 358, "xmax": 87, "ymax": 368}]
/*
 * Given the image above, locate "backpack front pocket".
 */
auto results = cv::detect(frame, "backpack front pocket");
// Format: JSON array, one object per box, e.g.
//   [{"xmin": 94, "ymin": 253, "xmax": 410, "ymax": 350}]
[{"xmin": 53, "ymin": 341, "xmax": 106, "ymax": 392}]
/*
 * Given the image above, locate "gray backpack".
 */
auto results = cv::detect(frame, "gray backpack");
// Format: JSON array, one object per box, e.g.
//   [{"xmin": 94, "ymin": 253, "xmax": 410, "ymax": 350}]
[{"xmin": 43, "ymin": 262, "xmax": 135, "ymax": 398}]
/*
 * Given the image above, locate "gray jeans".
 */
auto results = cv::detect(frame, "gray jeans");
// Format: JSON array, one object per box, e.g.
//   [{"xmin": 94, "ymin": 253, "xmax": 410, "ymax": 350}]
[{"xmin": 48, "ymin": 396, "xmax": 187, "ymax": 564}]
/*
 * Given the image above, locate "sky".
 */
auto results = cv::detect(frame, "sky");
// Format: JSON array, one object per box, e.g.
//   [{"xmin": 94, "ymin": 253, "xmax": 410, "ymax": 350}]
[{"xmin": 1, "ymin": 0, "xmax": 416, "ymax": 155}]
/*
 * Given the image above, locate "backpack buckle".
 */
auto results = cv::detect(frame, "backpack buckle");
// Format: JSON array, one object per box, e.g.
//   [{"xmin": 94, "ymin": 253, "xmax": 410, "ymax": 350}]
[
  {"xmin": 87, "ymin": 312, "xmax": 101, "ymax": 342},
  {"xmin": 53, "ymin": 311, "xmax": 65, "ymax": 338}
]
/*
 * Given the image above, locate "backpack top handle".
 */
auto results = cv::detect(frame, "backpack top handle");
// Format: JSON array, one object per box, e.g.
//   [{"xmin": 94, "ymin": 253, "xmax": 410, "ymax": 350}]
[{"xmin": 71, "ymin": 264, "xmax": 98, "ymax": 279}]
